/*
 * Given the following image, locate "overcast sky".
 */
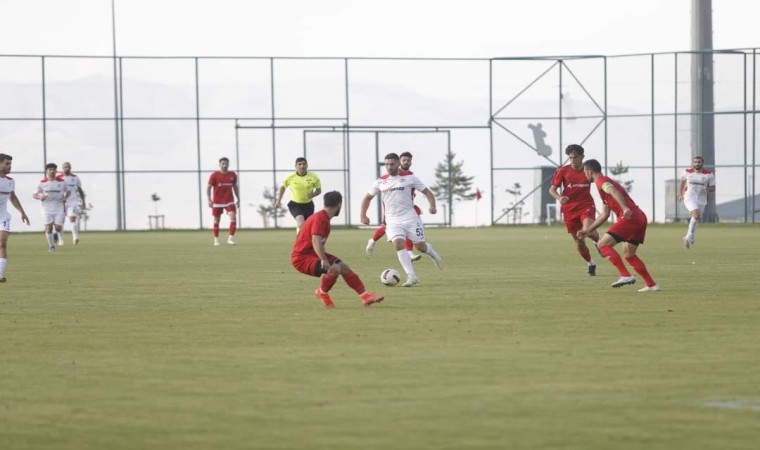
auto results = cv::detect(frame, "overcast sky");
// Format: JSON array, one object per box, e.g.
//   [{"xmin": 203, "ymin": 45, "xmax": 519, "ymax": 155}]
[{"xmin": 0, "ymin": 0, "xmax": 757, "ymax": 58}]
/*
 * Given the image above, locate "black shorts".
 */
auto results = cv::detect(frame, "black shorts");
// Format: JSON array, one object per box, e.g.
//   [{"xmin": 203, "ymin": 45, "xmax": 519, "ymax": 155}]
[{"xmin": 288, "ymin": 201, "xmax": 315, "ymax": 220}]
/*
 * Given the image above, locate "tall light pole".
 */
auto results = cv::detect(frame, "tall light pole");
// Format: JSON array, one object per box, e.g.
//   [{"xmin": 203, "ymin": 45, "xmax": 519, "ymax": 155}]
[{"xmin": 111, "ymin": 0, "xmax": 124, "ymax": 230}]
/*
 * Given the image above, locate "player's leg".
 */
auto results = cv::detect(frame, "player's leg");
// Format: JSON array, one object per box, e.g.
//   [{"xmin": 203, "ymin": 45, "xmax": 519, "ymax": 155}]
[
  {"xmin": 387, "ymin": 224, "xmax": 417, "ymax": 286},
  {"xmin": 682, "ymin": 199, "xmax": 701, "ymax": 248},
  {"xmin": 621, "ymin": 242, "xmax": 658, "ymax": 291},
  {"xmin": 338, "ymin": 261, "xmax": 384, "ymax": 306},
  {"xmin": 227, "ymin": 208, "xmax": 237, "ymax": 245},
  {"xmin": 596, "ymin": 232, "xmax": 635, "ymax": 287},
  {"xmin": 56, "ymin": 220, "xmax": 65, "ymax": 246},
  {"xmin": 411, "ymin": 218, "xmax": 443, "ymax": 270},
  {"xmin": 69, "ymin": 214, "xmax": 80, "ymax": 244},
  {"xmin": 44, "ymin": 221, "xmax": 56, "ymax": 251},
  {"xmin": 211, "ymin": 208, "xmax": 222, "ymax": 245},
  {"xmin": 0, "ymin": 229, "xmax": 9, "ymax": 281},
  {"xmin": 574, "ymin": 215, "xmax": 598, "ymax": 276}
]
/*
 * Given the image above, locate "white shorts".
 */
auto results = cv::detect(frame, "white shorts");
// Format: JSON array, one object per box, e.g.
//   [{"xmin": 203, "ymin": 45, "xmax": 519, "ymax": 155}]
[
  {"xmin": 683, "ymin": 197, "xmax": 706, "ymax": 214},
  {"xmin": 0, "ymin": 211, "xmax": 11, "ymax": 233},
  {"xmin": 385, "ymin": 216, "xmax": 426, "ymax": 243},
  {"xmin": 42, "ymin": 209, "xmax": 65, "ymax": 226},
  {"xmin": 66, "ymin": 202, "xmax": 81, "ymax": 217}
]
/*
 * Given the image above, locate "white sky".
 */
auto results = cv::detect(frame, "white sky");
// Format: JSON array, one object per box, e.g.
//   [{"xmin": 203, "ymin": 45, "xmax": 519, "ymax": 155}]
[{"xmin": 0, "ymin": 0, "xmax": 757, "ymax": 58}]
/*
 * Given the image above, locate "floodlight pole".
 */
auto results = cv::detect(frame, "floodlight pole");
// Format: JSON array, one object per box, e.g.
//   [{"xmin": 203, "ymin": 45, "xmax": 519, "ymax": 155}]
[{"xmin": 111, "ymin": 0, "xmax": 124, "ymax": 230}]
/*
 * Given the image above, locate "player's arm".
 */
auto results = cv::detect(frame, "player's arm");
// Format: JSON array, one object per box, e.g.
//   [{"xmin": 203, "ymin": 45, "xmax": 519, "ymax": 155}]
[
  {"xmin": 707, "ymin": 175, "xmax": 716, "ymax": 194},
  {"xmin": 578, "ymin": 204, "xmax": 610, "ymax": 238},
  {"xmin": 359, "ymin": 193, "xmax": 374, "ymax": 225},
  {"xmin": 9, "ymin": 191, "xmax": 30, "ymax": 225},
  {"xmin": 310, "ymin": 187, "xmax": 322, "ymax": 199},
  {"xmin": 206, "ymin": 184, "xmax": 213, "ymax": 207},
  {"xmin": 678, "ymin": 177, "xmax": 687, "ymax": 201},
  {"xmin": 233, "ymin": 179, "xmax": 241, "ymax": 207},
  {"xmin": 420, "ymin": 188, "xmax": 437, "ymax": 214},
  {"xmin": 548, "ymin": 184, "xmax": 566, "ymax": 204},
  {"xmin": 32, "ymin": 187, "xmax": 45, "ymax": 201},
  {"xmin": 274, "ymin": 184, "xmax": 286, "ymax": 208},
  {"xmin": 78, "ymin": 186, "xmax": 86, "ymax": 203},
  {"xmin": 604, "ymin": 183, "xmax": 632, "ymax": 219},
  {"xmin": 311, "ymin": 234, "xmax": 331, "ymax": 270}
]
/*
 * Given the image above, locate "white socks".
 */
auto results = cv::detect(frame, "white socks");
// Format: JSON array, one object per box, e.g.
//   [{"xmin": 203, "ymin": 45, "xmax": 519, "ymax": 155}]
[
  {"xmin": 0, "ymin": 257, "xmax": 7, "ymax": 278},
  {"xmin": 397, "ymin": 249, "xmax": 415, "ymax": 277},
  {"xmin": 687, "ymin": 217, "xmax": 698, "ymax": 238}
]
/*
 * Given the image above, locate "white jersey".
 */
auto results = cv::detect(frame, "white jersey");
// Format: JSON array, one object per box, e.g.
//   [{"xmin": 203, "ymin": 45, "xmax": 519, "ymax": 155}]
[
  {"xmin": 368, "ymin": 172, "xmax": 427, "ymax": 224},
  {"xmin": 0, "ymin": 175, "xmax": 14, "ymax": 215},
  {"xmin": 35, "ymin": 176, "xmax": 69, "ymax": 214},
  {"xmin": 61, "ymin": 173, "xmax": 83, "ymax": 210},
  {"xmin": 680, "ymin": 168, "xmax": 715, "ymax": 206}
]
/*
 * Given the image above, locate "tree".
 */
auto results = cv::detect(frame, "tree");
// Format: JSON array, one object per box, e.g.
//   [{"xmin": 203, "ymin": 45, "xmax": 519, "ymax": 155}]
[
  {"xmin": 253, "ymin": 187, "xmax": 287, "ymax": 228},
  {"xmin": 610, "ymin": 161, "xmax": 634, "ymax": 193},
  {"xmin": 429, "ymin": 150, "xmax": 476, "ymax": 225},
  {"xmin": 79, "ymin": 198, "xmax": 93, "ymax": 231},
  {"xmin": 504, "ymin": 182, "xmax": 529, "ymax": 224}
]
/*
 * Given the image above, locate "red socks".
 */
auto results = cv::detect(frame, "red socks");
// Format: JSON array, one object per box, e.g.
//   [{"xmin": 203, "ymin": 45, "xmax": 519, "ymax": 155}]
[
  {"xmin": 229, "ymin": 221, "xmax": 236, "ymax": 236},
  {"xmin": 372, "ymin": 225, "xmax": 386, "ymax": 242},
  {"xmin": 625, "ymin": 255, "xmax": 656, "ymax": 286},
  {"xmin": 578, "ymin": 246, "xmax": 591, "ymax": 262},
  {"xmin": 320, "ymin": 273, "xmax": 338, "ymax": 293},
  {"xmin": 598, "ymin": 245, "xmax": 631, "ymax": 277},
  {"xmin": 342, "ymin": 270, "xmax": 366, "ymax": 295},
  {"xmin": 212, "ymin": 223, "xmax": 220, "ymax": 237}
]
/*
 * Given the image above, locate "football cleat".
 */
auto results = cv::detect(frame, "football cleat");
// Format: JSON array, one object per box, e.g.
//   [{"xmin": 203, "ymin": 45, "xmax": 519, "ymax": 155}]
[
  {"xmin": 611, "ymin": 276, "xmax": 636, "ymax": 288},
  {"xmin": 74, "ymin": 238, "xmax": 79, "ymax": 245},
  {"xmin": 683, "ymin": 236, "xmax": 691, "ymax": 249},
  {"xmin": 638, "ymin": 284, "xmax": 661, "ymax": 292},
  {"xmin": 315, "ymin": 289, "xmax": 336, "ymax": 309},
  {"xmin": 48, "ymin": 245, "xmax": 56, "ymax": 252},
  {"xmin": 213, "ymin": 238, "xmax": 221, "ymax": 247},
  {"xmin": 587, "ymin": 264, "xmax": 597, "ymax": 277},
  {"xmin": 227, "ymin": 236, "xmax": 236, "ymax": 245},
  {"xmin": 401, "ymin": 275, "xmax": 420, "ymax": 287},
  {"xmin": 410, "ymin": 253, "xmax": 422, "ymax": 262},
  {"xmin": 361, "ymin": 292, "xmax": 384, "ymax": 307},
  {"xmin": 365, "ymin": 238, "xmax": 376, "ymax": 257}
]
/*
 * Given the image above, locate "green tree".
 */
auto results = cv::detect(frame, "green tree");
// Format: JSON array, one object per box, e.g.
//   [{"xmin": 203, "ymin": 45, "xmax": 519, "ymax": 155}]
[
  {"xmin": 609, "ymin": 161, "xmax": 634, "ymax": 193},
  {"xmin": 429, "ymin": 150, "xmax": 476, "ymax": 225},
  {"xmin": 254, "ymin": 186, "xmax": 287, "ymax": 228}
]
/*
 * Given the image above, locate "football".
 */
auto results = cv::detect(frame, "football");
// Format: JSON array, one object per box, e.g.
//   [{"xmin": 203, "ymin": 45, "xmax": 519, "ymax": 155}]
[{"xmin": 380, "ymin": 268, "xmax": 401, "ymax": 286}]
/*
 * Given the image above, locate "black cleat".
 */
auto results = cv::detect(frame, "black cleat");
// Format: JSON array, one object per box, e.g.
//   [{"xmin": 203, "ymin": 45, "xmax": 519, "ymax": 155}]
[{"xmin": 587, "ymin": 264, "xmax": 596, "ymax": 277}]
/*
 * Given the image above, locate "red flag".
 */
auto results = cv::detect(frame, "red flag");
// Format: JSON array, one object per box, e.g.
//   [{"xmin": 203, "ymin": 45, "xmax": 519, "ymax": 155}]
[{"xmin": 475, "ymin": 188, "xmax": 482, "ymax": 201}]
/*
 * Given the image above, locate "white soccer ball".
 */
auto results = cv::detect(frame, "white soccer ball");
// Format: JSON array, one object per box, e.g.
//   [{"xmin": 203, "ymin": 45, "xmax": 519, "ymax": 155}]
[{"xmin": 380, "ymin": 268, "xmax": 401, "ymax": 286}]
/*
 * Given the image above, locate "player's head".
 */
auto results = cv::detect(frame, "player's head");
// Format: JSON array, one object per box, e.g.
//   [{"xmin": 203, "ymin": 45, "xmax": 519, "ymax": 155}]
[
  {"xmin": 323, "ymin": 190, "xmax": 343, "ymax": 216},
  {"xmin": 45, "ymin": 162, "xmax": 57, "ymax": 177},
  {"xmin": 384, "ymin": 153, "xmax": 400, "ymax": 176},
  {"xmin": 62, "ymin": 161, "xmax": 72, "ymax": 175},
  {"xmin": 399, "ymin": 151, "xmax": 413, "ymax": 170},
  {"xmin": 582, "ymin": 159, "xmax": 602, "ymax": 181},
  {"xmin": 565, "ymin": 144, "xmax": 585, "ymax": 167},
  {"xmin": 692, "ymin": 156, "xmax": 704, "ymax": 170},
  {"xmin": 218, "ymin": 157, "xmax": 230, "ymax": 172},
  {"xmin": 0, "ymin": 153, "xmax": 11, "ymax": 175},
  {"xmin": 295, "ymin": 157, "xmax": 308, "ymax": 175}
]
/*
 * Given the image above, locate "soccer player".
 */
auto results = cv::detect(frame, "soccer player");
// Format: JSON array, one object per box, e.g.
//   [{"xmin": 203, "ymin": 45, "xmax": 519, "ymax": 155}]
[
  {"xmin": 359, "ymin": 152, "xmax": 444, "ymax": 287},
  {"xmin": 57, "ymin": 161, "xmax": 86, "ymax": 245},
  {"xmin": 275, "ymin": 157, "xmax": 322, "ymax": 234},
  {"xmin": 33, "ymin": 163, "xmax": 70, "ymax": 252},
  {"xmin": 577, "ymin": 159, "xmax": 659, "ymax": 292},
  {"xmin": 678, "ymin": 156, "xmax": 716, "ymax": 249},
  {"xmin": 365, "ymin": 151, "xmax": 422, "ymax": 262},
  {"xmin": 549, "ymin": 144, "xmax": 599, "ymax": 276},
  {"xmin": 207, "ymin": 157, "xmax": 240, "ymax": 246},
  {"xmin": 291, "ymin": 190, "xmax": 384, "ymax": 309},
  {"xmin": 0, "ymin": 153, "xmax": 31, "ymax": 282}
]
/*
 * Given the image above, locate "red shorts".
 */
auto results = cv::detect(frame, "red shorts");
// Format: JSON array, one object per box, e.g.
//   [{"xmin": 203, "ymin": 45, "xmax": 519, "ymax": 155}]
[
  {"xmin": 606, "ymin": 211, "xmax": 648, "ymax": 245},
  {"xmin": 563, "ymin": 206, "xmax": 596, "ymax": 235},
  {"xmin": 291, "ymin": 253, "xmax": 339, "ymax": 277},
  {"xmin": 212, "ymin": 204, "xmax": 237, "ymax": 217}
]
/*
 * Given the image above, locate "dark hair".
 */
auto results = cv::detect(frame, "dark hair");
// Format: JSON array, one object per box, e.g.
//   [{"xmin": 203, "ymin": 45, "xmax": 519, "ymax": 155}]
[
  {"xmin": 399, "ymin": 151, "xmax": 413, "ymax": 159},
  {"xmin": 693, "ymin": 156, "xmax": 704, "ymax": 161},
  {"xmin": 323, "ymin": 190, "xmax": 343, "ymax": 207},
  {"xmin": 384, "ymin": 153, "xmax": 400, "ymax": 161},
  {"xmin": 583, "ymin": 159, "xmax": 602, "ymax": 173},
  {"xmin": 0, "ymin": 153, "xmax": 11, "ymax": 162},
  {"xmin": 219, "ymin": 157, "xmax": 229, "ymax": 163},
  {"xmin": 295, "ymin": 157, "xmax": 307, "ymax": 164},
  {"xmin": 45, "ymin": 162, "xmax": 58, "ymax": 170},
  {"xmin": 565, "ymin": 144, "xmax": 584, "ymax": 156}
]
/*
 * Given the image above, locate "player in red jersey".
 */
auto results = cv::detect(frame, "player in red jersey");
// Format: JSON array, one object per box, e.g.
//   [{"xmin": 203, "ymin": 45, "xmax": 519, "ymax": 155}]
[
  {"xmin": 206, "ymin": 157, "xmax": 240, "ymax": 246},
  {"xmin": 577, "ymin": 159, "xmax": 659, "ymax": 292},
  {"xmin": 365, "ymin": 151, "xmax": 422, "ymax": 261},
  {"xmin": 549, "ymin": 144, "xmax": 599, "ymax": 276},
  {"xmin": 291, "ymin": 191, "xmax": 383, "ymax": 308}
]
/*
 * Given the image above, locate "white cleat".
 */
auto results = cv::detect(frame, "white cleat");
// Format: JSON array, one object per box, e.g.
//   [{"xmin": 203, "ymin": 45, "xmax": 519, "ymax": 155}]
[
  {"xmin": 227, "ymin": 236, "xmax": 236, "ymax": 245},
  {"xmin": 401, "ymin": 275, "xmax": 420, "ymax": 287},
  {"xmin": 611, "ymin": 276, "xmax": 636, "ymax": 288},
  {"xmin": 683, "ymin": 236, "xmax": 691, "ymax": 249},
  {"xmin": 366, "ymin": 238, "xmax": 376, "ymax": 257},
  {"xmin": 213, "ymin": 238, "xmax": 221, "ymax": 247},
  {"xmin": 638, "ymin": 284, "xmax": 661, "ymax": 292},
  {"xmin": 410, "ymin": 253, "xmax": 422, "ymax": 262},
  {"xmin": 57, "ymin": 240, "xmax": 64, "ymax": 246}
]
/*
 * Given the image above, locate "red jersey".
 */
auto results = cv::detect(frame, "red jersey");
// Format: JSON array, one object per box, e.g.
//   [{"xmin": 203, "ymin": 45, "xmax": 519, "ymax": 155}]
[
  {"xmin": 291, "ymin": 210, "xmax": 331, "ymax": 258},
  {"xmin": 594, "ymin": 175, "xmax": 643, "ymax": 218},
  {"xmin": 551, "ymin": 164, "xmax": 595, "ymax": 215},
  {"xmin": 207, "ymin": 171, "xmax": 237, "ymax": 205}
]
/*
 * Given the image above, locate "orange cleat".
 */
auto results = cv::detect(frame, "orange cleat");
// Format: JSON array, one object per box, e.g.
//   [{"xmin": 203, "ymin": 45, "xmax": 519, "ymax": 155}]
[
  {"xmin": 315, "ymin": 289, "xmax": 336, "ymax": 309},
  {"xmin": 360, "ymin": 292, "xmax": 384, "ymax": 307}
]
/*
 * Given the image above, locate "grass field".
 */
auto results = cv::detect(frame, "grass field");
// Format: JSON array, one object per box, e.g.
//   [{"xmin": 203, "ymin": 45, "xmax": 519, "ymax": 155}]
[{"xmin": 1, "ymin": 224, "xmax": 759, "ymax": 449}]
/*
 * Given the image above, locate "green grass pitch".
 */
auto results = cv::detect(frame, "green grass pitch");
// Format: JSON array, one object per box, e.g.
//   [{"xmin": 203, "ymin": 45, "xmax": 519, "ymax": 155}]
[{"xmin": 1, "ymin": 224, "xmax": 759, "ymax": 449}]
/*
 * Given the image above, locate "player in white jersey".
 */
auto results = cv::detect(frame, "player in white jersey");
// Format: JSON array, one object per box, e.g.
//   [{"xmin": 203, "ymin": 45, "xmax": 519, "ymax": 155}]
[
  {"xmin": 33, "ymin": 163, "xmax": 70, "ymax": 252},
  {"xmin": 0, "ymin": 153, "xmax": 31, "ymax": 282},
  {"xmin": 678, "ymin": 156, "xmax": 716, "ymax": 248},
  {"xmin": 359, "ymin": 152, "xmax": 444, "ymax": 287},
  {"xmin": 57, "ymin": 162, "xmax": 86, "ymax": 245}
]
